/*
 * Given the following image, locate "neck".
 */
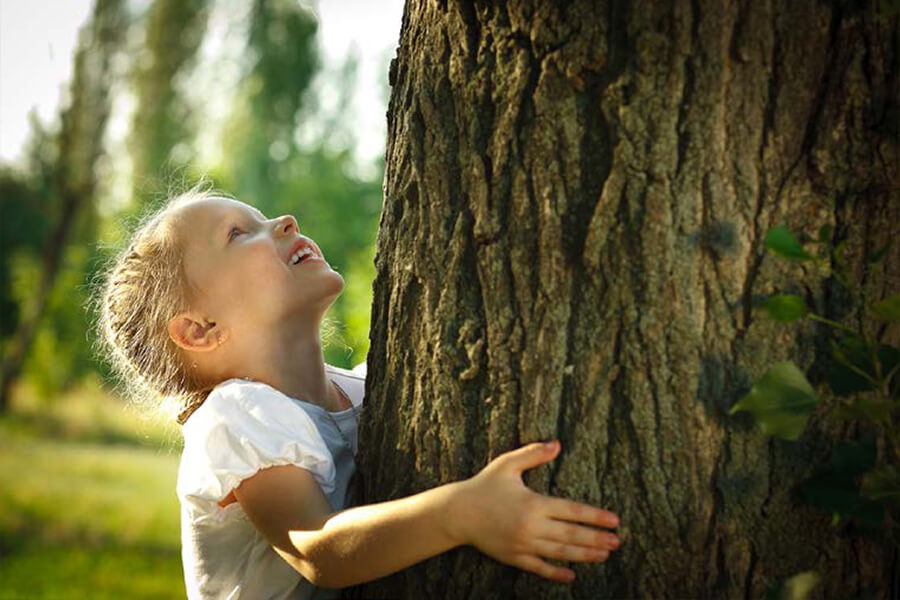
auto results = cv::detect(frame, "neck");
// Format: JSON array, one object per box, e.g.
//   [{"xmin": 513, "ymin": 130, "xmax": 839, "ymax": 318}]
[{"xmin": 227, "ymin": 315, "xmax": 335, "ymax": 410}]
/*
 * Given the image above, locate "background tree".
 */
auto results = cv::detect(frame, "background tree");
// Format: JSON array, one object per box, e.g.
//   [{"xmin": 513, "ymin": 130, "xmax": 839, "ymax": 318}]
[
  {"xmin": 0, "ymin": 118, "xmax": 57, "ymax": 346},
  {"xmin": 219, "ymin": 0, "xmax": 319, "ymax": 205},
  {"xmin": 128, "ymin": 0, "xmax": 208, "ymax": 204},
  {"xmin": 0, "ymin": 0, "xmax": 126, "ymax": 410},
  {"xmin": 357, "ymin": 1, "xmax": 899, "ymax": 598}
]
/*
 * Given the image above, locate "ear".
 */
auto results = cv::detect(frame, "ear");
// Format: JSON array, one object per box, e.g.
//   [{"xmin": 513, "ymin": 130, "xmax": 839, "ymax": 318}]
[{"xmin": 167, "ymin": 313, "xmax": 224, "ymax": 353}]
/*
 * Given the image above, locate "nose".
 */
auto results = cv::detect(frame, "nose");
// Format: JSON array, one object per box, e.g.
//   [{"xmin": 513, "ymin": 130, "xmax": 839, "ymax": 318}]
[{"xmin": 273, "ymin": 214, "xmax": 299, "ymax": 236}]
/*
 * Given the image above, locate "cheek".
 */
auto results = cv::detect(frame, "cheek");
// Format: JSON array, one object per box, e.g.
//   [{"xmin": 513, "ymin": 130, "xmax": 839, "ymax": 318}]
[
  {"xmin": 250, "ymin": 249, "xmax": 285, "ymax": 280},
  {"xmin": 209, "ymin": 248, "xmax": 282, "ymax": 301},
  {"xmin": 240, "ymin": 246, "xmax": 297, "ymax": 302}
]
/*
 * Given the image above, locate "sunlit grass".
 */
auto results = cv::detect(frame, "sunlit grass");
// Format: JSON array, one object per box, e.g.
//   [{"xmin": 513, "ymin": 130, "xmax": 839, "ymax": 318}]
[
  {"xmin": 0, "ymin": 380, "xmax": 185, "ymax": 599},
  {"xmin": 0, "ymin": 543, "xmax": 184, "ymax": 600},
  {"xmin": 2, "ymin": 376, "xmax": 182, "ymax": 450}
]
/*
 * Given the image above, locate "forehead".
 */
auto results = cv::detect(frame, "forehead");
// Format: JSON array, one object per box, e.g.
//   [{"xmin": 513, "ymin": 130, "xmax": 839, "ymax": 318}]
[{"xmin": 174, "ymin": 197, "xmax": 266, "ymax": 235}]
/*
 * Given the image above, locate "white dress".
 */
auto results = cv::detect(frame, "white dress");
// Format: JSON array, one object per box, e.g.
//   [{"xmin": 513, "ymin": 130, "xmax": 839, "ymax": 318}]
[{"xmin": 177, "ymin": 364, "xmax": 365, "ymax": 600}]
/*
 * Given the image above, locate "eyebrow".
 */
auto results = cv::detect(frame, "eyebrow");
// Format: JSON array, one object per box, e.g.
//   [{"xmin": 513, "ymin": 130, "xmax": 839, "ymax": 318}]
[{"xmin": 214, "ymin": 206, "xmax": 268, "ymax": 241}]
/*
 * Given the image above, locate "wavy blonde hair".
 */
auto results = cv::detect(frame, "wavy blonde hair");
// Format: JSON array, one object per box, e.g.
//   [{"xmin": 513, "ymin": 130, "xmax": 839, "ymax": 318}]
[{"xmin": 94, "ymin": 182, "xmax": 221, "ymax": 424}]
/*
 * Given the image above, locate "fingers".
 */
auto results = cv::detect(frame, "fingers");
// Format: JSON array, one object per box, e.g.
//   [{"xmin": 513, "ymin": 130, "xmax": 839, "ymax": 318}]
[
  {"xmin": 531, "ymin": 539, "xmax": 611, "ymax": 563},
  {"xmin": 493, "ymin": 441, "xmax": 560, "ymax": 474},
  {"xmin": 543, "ymin": 497, "xmax": 620, "ymax": 529},
  {"xmin": 512, "ymin": 554, "xmax": 576, "ymax": 583},
  {"xmin": 536, "ymin": 519, "xmax": 620, "ymax": 551}
]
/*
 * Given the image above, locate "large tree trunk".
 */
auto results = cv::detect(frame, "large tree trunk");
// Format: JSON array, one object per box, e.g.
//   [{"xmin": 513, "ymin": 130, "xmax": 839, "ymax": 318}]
[{"xmin": 358, "ymin": 1, "xmax": 899, "ymax": 598}]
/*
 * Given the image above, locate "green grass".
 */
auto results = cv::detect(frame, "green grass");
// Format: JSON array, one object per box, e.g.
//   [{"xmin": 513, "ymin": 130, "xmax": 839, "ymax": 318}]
[{"xmin": 0, "ymin": 381, "xmax": 185, "ymax": 599}]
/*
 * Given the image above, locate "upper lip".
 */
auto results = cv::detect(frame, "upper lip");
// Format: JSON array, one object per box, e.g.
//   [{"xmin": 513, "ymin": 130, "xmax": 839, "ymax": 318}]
[{"xmin": 286, "ymin": 238, "xmax": 322, "ymax": 264}]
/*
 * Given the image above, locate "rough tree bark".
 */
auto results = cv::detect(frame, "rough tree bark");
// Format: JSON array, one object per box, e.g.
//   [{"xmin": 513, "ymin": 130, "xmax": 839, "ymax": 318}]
[{"xmin": 357, "ymin": 1, "xmax": 899, "ymax": 598}]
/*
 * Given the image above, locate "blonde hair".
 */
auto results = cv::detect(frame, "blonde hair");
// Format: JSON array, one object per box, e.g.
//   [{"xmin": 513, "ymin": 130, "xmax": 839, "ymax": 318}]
[{"xmin": 95, "ymin": 182, "xmax": 221, "ymax": 424}]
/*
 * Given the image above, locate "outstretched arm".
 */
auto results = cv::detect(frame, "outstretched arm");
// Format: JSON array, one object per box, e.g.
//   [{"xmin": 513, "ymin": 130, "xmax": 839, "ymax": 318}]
[{"xmin": 234, "ymin": 441, "xmax": 620, "ymax": 589}]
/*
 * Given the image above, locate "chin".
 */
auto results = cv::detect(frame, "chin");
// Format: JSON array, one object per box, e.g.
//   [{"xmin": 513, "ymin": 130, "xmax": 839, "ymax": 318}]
[
  {"xmin": 285, "ymin": 269, "xmax": 344, "ymax": 316},
  {"xmin": 324, "ymin": 270, "xmax": 345, "ymax": 297},
  {"xmin": 314, "ymin": 270, "xmax": 345, "ymax": 309}
]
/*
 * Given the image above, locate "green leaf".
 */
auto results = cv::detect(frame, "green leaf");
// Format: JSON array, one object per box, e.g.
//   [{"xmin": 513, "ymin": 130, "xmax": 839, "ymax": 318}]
[
  {"xmin": 831, "ymin": 397, "xmax": 892, "ymax": 424},
  {"xmin": 869, "ymin": 240, "xmax": 891, "ymax": 264},
  {"xmin": 762, "ymin": 295, "xmax": 809, "ymax": 322},
  {"xmin": 827, "ymin": 336, "xmax": 899, "ymax": 397},
  {"xmin": 798, "ymin": 473, "xmax": 861, "ymax": 513},
  {"xmin": 845, "ymin": 501, "xmax": 884, "ymax": 528},
  {"xmin": 798, "ymin": 472, "xmax": 884, "ymax": 528},
  {"xmin": 831, "ymin": 437, "xmax": 876, "ymax": 479},
  {"xmin": 798, "ymin": 435, "xmax": 883, "ymax": 528},
  {"xmin": 861, "ymin": 466, "xmax": 900, "ymax": 507},
  {"xmin": 728, "ymin": 361, "xmax": 820, "ymax": 440},
  {"xmin": 871, "ymin": 294, "xmax": 900, "ymax": 322},
  {"xmin": 765, "ymin": 226, "xmax": 813, "ymax": 261},
  {"xmin": 780, "ymin": 571, "xmax": 821, "ymax": 600},
  {"xmin": 833, "ymin": 239, "xmax": 847, "ymax": 258}
]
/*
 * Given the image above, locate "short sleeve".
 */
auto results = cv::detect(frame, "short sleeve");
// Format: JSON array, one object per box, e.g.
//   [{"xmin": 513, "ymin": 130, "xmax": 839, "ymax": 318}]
[{"xmin": 177, "ymin": 380, "xmax": 336, "ymax": 506}]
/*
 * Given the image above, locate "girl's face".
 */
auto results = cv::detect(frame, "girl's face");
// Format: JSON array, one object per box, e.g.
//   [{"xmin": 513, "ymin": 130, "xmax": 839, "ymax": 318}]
[{"xmin": 174, "ymin": 196, "xmax": 344, "ymax": 335}]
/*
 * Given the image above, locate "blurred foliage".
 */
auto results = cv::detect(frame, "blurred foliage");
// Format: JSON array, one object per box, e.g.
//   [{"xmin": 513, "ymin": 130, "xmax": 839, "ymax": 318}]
[
  {"xmin": 10, "ymin": 246, "xmax": 96, "ymax": 396},
  {"xmin": 1, "ymin": 0, "xmax": 383, "ymax": 403},
  {"xmin": 220, "ymin": 0, "xmax": 319, "ymax": 202},
  {"xmin": 1, "ymin": 0, "xmax": 126, "ymax": 407},
  {"xmin": 128, "ymin": 0, "xmax": 210, "ymax": 204},
  {"xmin": 0, "ymin": 164, "xmax": 54, "ymax": 339}
]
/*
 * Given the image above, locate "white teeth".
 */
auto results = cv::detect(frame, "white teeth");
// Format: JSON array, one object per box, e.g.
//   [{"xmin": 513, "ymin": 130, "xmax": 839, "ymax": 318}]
[{"xmin": 291, "ymin": 247, "xmax": 315, "ymax": 265}]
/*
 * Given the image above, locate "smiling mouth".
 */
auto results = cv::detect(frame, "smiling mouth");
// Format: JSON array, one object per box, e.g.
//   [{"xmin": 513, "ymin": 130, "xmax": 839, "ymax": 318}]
[
  {"xmin": 289, "ymin": 245, "xmax": 327, "ymax": 267},
  {"xmin": 296, "ymin": 255, "xmax": 324, "ymax": 266}
]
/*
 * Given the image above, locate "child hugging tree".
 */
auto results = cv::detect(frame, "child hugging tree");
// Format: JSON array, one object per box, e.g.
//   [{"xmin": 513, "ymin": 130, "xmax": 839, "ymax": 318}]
[{"xmin": 96, "ymin": 185, "xmax": 620, "ymax": 599}]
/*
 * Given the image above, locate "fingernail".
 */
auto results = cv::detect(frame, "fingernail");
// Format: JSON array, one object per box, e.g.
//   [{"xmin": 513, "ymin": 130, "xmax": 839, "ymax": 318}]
[{"xmin": 545, "ymin": 440, "xmax": 557, "ymax": 450}]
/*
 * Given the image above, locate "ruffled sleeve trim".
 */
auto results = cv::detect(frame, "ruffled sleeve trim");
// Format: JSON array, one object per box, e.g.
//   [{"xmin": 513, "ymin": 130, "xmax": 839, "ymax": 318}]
[{"xmin": 177, "ymin": 379, "xmax": 336, "ymax": 507}]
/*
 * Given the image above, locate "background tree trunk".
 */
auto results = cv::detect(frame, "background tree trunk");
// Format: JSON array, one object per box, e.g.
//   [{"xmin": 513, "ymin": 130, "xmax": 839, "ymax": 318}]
[
  {"xmin": 128, "ymin": 0, "xmax": 208, "ymax": 205},
  {"xmin": 0, "ymin": 0, "xmax": 124, "ymax": 410},
  {"xmin": 357, "ymin": 0, "xmax": 899, "ymax": 597}
]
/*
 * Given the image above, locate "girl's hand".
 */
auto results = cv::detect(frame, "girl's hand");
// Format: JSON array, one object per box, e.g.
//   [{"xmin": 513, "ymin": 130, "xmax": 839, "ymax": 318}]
[{"xmin": 450, "ymin": 440, "xmax": 620, "ymax": 583}]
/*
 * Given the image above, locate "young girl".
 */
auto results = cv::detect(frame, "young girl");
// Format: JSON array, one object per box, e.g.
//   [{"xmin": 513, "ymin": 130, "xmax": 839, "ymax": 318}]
[{"xmin": 97, "ymin": 185, "xmax": 621, "ymax": 599}]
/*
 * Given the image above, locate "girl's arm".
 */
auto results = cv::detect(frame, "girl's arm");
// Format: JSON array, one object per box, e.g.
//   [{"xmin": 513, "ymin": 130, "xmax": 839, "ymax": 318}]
[{"xmin": 234, "ymin": 441, "xmax": 620, "ymax": 588}]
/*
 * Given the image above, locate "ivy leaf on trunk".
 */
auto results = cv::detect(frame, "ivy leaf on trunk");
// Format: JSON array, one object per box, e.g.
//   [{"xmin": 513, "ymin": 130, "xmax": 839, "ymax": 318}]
[{"xmin": 728, "ymin": 361, "xmax": 820, "ymax": 440}]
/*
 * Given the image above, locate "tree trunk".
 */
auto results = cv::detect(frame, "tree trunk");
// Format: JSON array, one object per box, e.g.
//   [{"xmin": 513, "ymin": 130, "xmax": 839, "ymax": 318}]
[
  {"xmin": 357, "ymin": 1, "xmax": 899, "ymax": 598},
  {"xmin": 128, "ymin": 0, "xmax": 208, "ymax": 205},
  {"xmin": 0, "ymin": 0, "xmax": 124, "ymax": 410}
]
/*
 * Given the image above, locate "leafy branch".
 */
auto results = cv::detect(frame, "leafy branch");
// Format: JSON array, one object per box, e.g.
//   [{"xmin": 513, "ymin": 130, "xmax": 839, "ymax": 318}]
[{"xmin": 729, "ymin": 225, "xmax": 899, "ymax": 544}]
